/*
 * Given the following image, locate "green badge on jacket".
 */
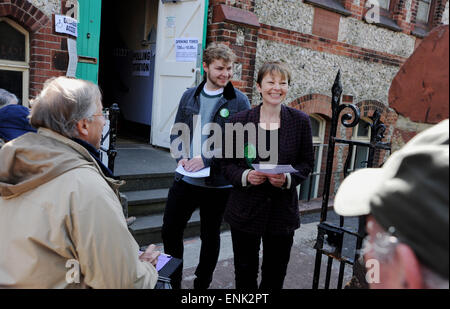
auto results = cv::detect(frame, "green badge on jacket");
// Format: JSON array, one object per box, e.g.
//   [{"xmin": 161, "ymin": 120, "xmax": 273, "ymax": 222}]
[
  {"xmin": 220, "ymin": 108, "xmax": 230, "ymax": 118},
  {"xmin": 244, "ymin": 143, "xmax": 256, "ymax": 168}
]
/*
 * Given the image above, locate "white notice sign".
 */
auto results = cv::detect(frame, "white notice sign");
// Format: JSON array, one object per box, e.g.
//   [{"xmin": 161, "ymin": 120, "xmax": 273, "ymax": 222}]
[
  {"xmin": 175, "ymin": 38, "xmax": 199, "ymax": 62},
  {"xmin": 55, "ymin": 15, "xmax": 78, "ymax": 37},
  {"xmin": 132, "ymin": 50, "xmax": 151, "ymax": 77},
  {"xmin": 66, "ymin": 38, "xmax": 77, "ymax": 77}
]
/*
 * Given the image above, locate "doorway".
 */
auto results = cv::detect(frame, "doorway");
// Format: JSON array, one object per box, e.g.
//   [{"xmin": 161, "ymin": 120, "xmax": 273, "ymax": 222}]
[{"xmin": 98, "ymin": 0, "xmax": 158, "ymax": 142}]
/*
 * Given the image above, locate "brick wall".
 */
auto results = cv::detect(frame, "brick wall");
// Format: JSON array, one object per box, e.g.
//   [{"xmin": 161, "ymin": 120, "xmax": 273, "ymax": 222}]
[
  {"xmin": 1, "ymin": 0, "xmax": 70, "ymax": 99},
  {"xmin": 259, "ymin": 23, "xmax": 406, "ymax": 66},
  {"xmin": 207, "ymin": 0, "xmax": 259, "ymax": 99}
]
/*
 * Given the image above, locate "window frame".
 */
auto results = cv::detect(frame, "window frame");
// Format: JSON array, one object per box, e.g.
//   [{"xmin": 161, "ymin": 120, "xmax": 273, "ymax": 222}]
[
  {"xmin": 415, "ymin": 0, "xmax": 434, "ymax": 25},
  {"xmin": 299, "ymin": 114, "xmax": 326, "ymax": 200},
  {"xmin": 412, "ymin": 0, "xmax": 439, "ymax": 38},
  {"xmin": 0, "ymin": 17, "xmax": 30, "ymax": 107},
  {"xmin": 349, "ymin": 118, "xmax": 372, "ymax": 172}
]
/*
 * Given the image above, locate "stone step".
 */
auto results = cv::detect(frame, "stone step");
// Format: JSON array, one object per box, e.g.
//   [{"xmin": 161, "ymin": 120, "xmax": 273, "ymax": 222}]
[
  {"xmin": 128, "ymin": 198, "xmax": 333, "ymax": 247},
  {"xmin": 129, "ymin": 211, "xmax": 230, "ymax": 247},
  {"xmin": 123, "ymin": 188, "xmax": 170, "ymax": 216},
  {"xmin": 119, "ymin": 173, "xmax": 174, "ymax": 192},
  {"xmin": 128, "ymin": 211, "xmax": 206, "ymax": 247}
]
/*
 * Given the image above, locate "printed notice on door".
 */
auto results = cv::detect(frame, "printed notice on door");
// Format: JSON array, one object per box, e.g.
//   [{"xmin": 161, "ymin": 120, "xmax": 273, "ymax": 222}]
[
  {"xmin": 132, "ymin": 50, "xmax": 151, "ymax": 77},
  {"xmin": 175, "ymin": 38, "xmax": 199, "ymax": 62}
]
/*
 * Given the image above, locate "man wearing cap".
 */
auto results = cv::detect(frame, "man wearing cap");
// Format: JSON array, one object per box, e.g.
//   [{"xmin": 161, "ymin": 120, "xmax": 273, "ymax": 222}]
[
  {"xmin": 0, "ymin": 89, "xmax": 37, "ymax": 148},
  {"xmin": 334, "ymin": 119, "xmax": 449, "ymax": 289}
]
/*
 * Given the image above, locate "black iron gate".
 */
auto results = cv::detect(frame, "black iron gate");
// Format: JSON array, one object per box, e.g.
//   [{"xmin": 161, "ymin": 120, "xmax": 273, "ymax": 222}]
[
  {"xmin": 311, "ymin": 71, "xmax": 391, "ymax": 289},
  {"xmin": 100, "ymin": 103, "xmax": 120, "ymax": 174}
]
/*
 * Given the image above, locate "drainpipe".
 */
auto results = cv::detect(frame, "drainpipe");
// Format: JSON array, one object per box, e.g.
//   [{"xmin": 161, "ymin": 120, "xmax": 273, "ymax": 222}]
[{"xmin": 201, "ymin": 0, "xmax": 209, "ymax": 78}]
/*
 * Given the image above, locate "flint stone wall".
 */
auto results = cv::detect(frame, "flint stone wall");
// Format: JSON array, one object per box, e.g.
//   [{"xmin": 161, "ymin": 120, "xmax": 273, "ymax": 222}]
[
  {"xmin": 253, "ymin": 39, "xmax": 399, "ymax": 107},
  {"xmin": 338, "ymin": 18, "xmax": 415, "ymax": 58},
  {"xmin": 255, "ymin": 0, "xmax": 314, "ymax": 35},
  {"xmin": 27, "ymin": 0, "xmax": 61, "ymax": 17}
]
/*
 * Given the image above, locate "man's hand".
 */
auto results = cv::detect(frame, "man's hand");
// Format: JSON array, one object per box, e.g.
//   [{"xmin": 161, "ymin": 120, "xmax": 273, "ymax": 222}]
[
  {"xmin": 266, "ymin": 173, "xmax": 286, "ymax": 188},
  {"xmin": 178, "ymin": 158, "xmax": 188, "ymax": 167},
  {"xmin": 139, "ymin": 244, "xmax": 161, "ymax": 267},
  {"xmin": 184, "ymin": 156, "xmax": 205, "ymax": 172},
  {"xmin": 247, "ymin": 170, "xmax": 268, "ymax": 186}
]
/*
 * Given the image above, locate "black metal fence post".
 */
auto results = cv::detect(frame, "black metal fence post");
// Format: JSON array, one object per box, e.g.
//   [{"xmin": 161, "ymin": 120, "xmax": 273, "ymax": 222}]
[
  {"xmin": 311, "ymin": 69, "xmax": 393, "ymax": 289},
  {"xmin": 312, "ymin": 70, "xmax": 361, "ymax": 289},
  {"xmin": 107, "ymin": 103, "xmax": 119, "ymax": 174}
]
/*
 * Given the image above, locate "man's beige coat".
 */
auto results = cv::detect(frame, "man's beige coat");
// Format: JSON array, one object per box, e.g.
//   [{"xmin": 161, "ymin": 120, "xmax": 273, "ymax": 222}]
[{"xmin": 0, "ymin": 128, "xmax": 158, "ymax": 288}]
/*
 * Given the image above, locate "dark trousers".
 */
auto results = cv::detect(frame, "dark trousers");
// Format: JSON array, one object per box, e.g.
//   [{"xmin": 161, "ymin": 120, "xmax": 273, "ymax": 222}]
[
  {"xmin": 230, "ymin": 227, "xmax": 294, "ymax": 289},
  {"xmin": 161, "ymin": 180, "xmax": 230, "ymax": 289}
]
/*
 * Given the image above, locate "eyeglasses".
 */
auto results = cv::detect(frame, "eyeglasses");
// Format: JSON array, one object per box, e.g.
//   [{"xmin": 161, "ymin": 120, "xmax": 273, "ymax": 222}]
[
  {"xmin": 91, "ymin": 110, "xmax": 109, "ymax": 120},
  {"xmin": 358, "ymin": 223, "xmax": 399, "ymax": 264}
]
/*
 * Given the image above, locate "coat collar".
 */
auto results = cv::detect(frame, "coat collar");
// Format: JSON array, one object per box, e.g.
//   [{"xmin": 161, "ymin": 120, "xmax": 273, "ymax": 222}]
[
  {"xmin": 194, "ymin": 79, "xmax": 237, "ymax": 100},
  {"xmin": 248, "ymin": 103, "xmax": 289, "ymax": 125},
  {"xmin": 247, "ymin": 104, "xmax": 290, "ymax": 164}
]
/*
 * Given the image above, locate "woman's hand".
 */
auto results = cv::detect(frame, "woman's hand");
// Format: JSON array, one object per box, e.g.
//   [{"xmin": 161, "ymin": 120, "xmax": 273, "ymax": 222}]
[
  {"xmin": 266, "ymin": 173, "xmax": 286, "ymax": 188},
  {"xmin": 247, "ymin": 170, "xmax": 268, "ymax": 186}
]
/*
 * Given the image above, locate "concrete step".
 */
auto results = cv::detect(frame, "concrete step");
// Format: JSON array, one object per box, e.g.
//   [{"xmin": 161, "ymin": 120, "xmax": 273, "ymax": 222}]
[
  {"xmin": 129, "ymin": 211, "xmax": 230, "ymax": 247},
  {"xmin": 119, "ymin": 173, "xmax": 174, "ymax": 191},
  {"xmin": 128, "ymin": 210, "xmax": 193, "ymax": 246},
  {"xmin": 128, "ymin": 198, "xmax": 333, "ymax": 247},
  {"xmin": 124, "ymin": 188, "xmax": 170, "ymax": 216}
]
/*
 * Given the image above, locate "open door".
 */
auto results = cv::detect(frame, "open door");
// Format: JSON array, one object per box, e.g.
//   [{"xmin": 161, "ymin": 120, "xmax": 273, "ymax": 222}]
[
  {"xmin": 151, "ymin": 0, "xmax": 206, "ymax": 148},
  {"xmin": 76, "ymin": 0, "xmax": 102, "ymax": 83}
]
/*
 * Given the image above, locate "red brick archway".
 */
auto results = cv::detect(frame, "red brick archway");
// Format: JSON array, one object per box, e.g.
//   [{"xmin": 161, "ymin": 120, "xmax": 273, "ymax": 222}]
[
  {"xmin": 0, "ymin": 0, "xmax": 49, "ymax": 32},
  {"xmin": 288, "ymin": 95, "xmax": 399, "ymax": 198},
  {"xmin": 1, "ymin": 0, "xmax": 67, "ymax": 99},
  {"xmin": 289, "ymin": 93, "xmax": 333, "ymax": 119}
]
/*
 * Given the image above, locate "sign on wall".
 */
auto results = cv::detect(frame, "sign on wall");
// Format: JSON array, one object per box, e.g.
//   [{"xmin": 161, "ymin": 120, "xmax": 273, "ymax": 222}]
[{"xmin": 55, "ymin": 14, "xmax": 78, "ymax": 37}]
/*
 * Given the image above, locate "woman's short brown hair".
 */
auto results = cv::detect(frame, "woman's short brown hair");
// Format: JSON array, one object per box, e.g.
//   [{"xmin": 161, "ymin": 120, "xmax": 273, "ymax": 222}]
[
  {"xmin": 256, "ymin": 61, "xmax": 291, "ymax": 86},
  {"xmin": 203, "ymin": 43, "xmax": 236, "ymax": 66}
]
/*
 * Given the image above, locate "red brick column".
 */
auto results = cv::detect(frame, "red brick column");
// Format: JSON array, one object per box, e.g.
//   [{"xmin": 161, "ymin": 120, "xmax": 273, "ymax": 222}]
[
  {"xmin": 433, "ymin": 0, "xmax": 449, "ymax": 27},
  {"xmin": 208, "ymin": 1, "xmax": 259, "ymax": 101},
  {"xmin": 343, "ymin": 0, "xmax": 365, "ymax": 19}
]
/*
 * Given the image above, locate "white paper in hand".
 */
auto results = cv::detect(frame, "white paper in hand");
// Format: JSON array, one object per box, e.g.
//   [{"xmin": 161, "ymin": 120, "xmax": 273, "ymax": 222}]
[
  {"xmin": 252, "ymin": 164, "xmax": 298, "ymax": 174},
  {"xmin": 175, "ymin": 165, "xmax": 210, "ymax": 178}
]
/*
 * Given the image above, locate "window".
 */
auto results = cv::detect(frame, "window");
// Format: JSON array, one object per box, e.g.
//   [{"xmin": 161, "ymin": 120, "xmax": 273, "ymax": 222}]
[
  {"xmin": 416, "ymin": 0, "xmax": 432, "ymax": 23},
  {"xmin": 348, "ymin": 118, "xmax": 372, "ymax": 172},
  {"xmin": 0, "ymin": 18, "xmax": 29, "ymax": 106},
  {"xmin": 412, "ymin": 0, "xmax": 438, "ymax": 38},
  {"xmin": 377, "ymin": 0, "xmax": 390, "ymax": 10},
  {"xmin": 299, "ymin": 115, "xmax": 326, "ymax": 201}
]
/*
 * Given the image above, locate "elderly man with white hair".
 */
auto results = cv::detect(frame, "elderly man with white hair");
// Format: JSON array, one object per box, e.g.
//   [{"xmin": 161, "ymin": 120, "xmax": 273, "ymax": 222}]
[
  {"xmin": 334, "ymin": 119, "xmax": 449, "ymax": 289},
  {"xmin": 0, "ymin": 77, "xmax": 159, "ymax": 288}
]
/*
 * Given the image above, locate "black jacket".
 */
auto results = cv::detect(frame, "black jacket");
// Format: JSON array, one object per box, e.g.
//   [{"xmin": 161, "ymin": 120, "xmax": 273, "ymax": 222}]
[{"xmin": 170, "ymin": 80, "xmax": 251, "ymax": 186}]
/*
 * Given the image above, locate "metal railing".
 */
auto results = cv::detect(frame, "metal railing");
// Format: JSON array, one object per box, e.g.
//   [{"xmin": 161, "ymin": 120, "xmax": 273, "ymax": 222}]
[{"xmin": 311, "ymin": 71, "xmax": 391, "ymax": 289}]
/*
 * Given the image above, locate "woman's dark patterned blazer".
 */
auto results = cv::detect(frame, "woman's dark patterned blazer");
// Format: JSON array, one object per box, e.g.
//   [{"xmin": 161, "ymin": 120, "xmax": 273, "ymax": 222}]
[{"xmin": 219, "ymin": 104, "xmax": 314, "ymax": 236}]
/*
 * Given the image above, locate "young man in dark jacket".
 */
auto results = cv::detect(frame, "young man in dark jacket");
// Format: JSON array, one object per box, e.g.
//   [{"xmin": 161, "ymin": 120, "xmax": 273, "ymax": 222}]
[{"xmin": 162, "ymin": 43, "xmax": 250, "ymax": 289}]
